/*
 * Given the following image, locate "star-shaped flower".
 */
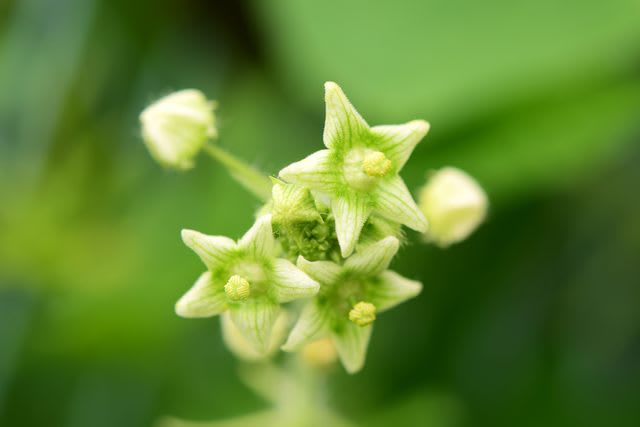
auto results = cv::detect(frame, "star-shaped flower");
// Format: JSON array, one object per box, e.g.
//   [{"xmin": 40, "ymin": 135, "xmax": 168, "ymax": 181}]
[
  {"xmin": 279, "ymin": 82, "xmax": 429, "ymax": 257},
  {"xmin": 177, "ymin": 215, "xmax": 319, "ymax": 353},
  {"xmin": 281, "ymin": 236, "xmax": 422, "ymax": 373}
]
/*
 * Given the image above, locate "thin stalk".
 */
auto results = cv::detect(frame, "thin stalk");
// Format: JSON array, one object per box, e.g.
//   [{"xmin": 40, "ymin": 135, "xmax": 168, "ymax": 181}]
[{"xmin": 203, "ymin": 142, "xmax": 272, "ymax": 202}]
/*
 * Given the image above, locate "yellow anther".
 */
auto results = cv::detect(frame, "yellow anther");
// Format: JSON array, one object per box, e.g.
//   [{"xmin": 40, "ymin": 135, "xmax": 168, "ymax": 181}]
[
  {"xmin": 225, "ymin": 275, "xmax": 251, "ymax": 301},
  {"xmin": 348, "ymin": 301, "xmax": 377, "ymax": 326},
  {"xmin": 362, "ymin": 151, "xmax": 392, "ymax": 177}
]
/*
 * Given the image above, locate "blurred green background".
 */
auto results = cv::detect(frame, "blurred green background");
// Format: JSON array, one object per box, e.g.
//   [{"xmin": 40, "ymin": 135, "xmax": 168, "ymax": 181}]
[{"xmin": 1, "ymin": 0, "xmax": 639, "ymax": 426}]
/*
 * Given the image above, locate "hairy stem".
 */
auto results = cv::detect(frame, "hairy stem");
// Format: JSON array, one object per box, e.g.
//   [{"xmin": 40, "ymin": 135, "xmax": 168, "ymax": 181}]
[{"xmin": 203, "ymin": 142, "xmax": 272, "ymax": 201}]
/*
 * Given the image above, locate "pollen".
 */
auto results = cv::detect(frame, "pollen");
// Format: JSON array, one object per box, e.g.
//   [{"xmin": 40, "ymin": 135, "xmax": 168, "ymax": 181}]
[
  {"xmin": 225, "ymin": 275, "xmax": 251, "ymax": 301},
  {"xmin": 362, "ymin": 151, "xmax": 392, "ymax": 177},
  {"xmin": 348, "ymin": 301, "xmax": 377, "ymax": 326}
]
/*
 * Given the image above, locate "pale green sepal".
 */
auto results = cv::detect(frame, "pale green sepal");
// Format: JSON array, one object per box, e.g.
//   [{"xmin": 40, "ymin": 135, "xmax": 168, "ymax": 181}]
[
  {"xmin": 278, "ymin": 149, "xmax": 336, "ymax": 194},
  {"xmin": 323, "ymin": 81, "xmax": 369, "ymax": 150},
  {"xmin": 175, "ymin": 272, "xmax": 227, "ymax": 318},
  {"xmin": 331, "ymin": 322, "xmax": 372, "ymax": 374},
  {"xmin": 282, "ymin": 303, "xmax": 328, "ymax": 352},
  {"xmin": 181, "ymin": 229, "xmax": 237, "ymax": 270},
  {"xmin": 332, "ymin": 193, "xmax": 371, "ymax": 257},
  {"xmin": 271, "ymin": 258, "xmax": 319, "ymax": 303},
  {"xmin": 370, "ymin": 120, "xmax": 430, "ymax": 170},
  {"xmin": 229, "ymin": 298, "xmax": 280, "ymax": 353},
  {"xmin": 370, "ymin": 271, "xmax": 422, "ymax": 312},
  {"xmin": 296, "ymin": 256, "xmax": 342, "ymax": 284},
  {"xmin": 375, "ymin": 176, "xmax": 428, "ymax": 232},
  {"xmin": 221, "ymin": 310, "xmax": 289, "ymax": 361},
  {"xmin": 238, "ymin": 214, "xmax": 276, "ymax": 258},
  {"xmin": 344, "ymin": 236, "xmax": 400, "ymax": 276}
]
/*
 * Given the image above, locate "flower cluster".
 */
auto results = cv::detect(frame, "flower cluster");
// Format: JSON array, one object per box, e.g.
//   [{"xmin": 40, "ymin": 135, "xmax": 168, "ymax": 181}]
[{"xmin": 140, "ymin": 82, "xmax": 488, "ymax": 374}]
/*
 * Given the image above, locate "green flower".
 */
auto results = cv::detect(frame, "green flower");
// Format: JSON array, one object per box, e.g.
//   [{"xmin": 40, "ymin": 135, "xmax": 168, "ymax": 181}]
[
  {"xmin": 177, "ymin": 215, "xmax": 319, "ymax": 353},
  {"xmin": 279, "ymin": 82, "xmax": 429, "ymax": 257},
  {"xmin": 282, "ymin": 236, "xmax": 422, "ymax": 373}
]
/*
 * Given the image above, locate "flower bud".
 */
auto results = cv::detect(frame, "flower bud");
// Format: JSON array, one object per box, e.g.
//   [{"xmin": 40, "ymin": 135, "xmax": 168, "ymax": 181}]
[
  {"xmin": 418, "ymin": 167, "xmax": 488, "ymax": 247},
  {"xmin": 140, "ymin": 89, "xmax": 216, "ymax": 170},
  {"xmin": 301, "ymin": 338, "xmax": 338, "ymax": 369},
  {"xmin": 270, "ymin": 179, "xmax": 321, "ymax": 226},
  {"xmin": 349, "ymin": 301, "xmax": 376, "ymax": 327}
]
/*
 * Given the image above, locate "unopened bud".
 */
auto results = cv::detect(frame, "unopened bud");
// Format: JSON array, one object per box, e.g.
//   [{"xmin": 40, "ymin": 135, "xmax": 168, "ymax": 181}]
[
  {"xmin": 271, "ymin": 178, "xmax": 321, "ymax": 226},
  {"xmin": 140, "ymin": 89, "xmax": 216, "ymax": 170},
  {"xmin": 418, "ymin": 167, "xmax": 488, "ymax": 247},
  {"xmin": 301, "ymin": 338, "xmax": 338, "ymax": 369}
]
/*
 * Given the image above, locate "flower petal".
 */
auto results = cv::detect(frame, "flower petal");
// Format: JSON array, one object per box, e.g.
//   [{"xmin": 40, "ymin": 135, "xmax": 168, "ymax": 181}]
[
  {"xmin": 297, "ymin": 256, "xmax": 343, "ymax": 285},
  {"xmin": 344, "ymin": 236, "xmax": 400, "ymax": 276},
  {"xmin": 221, "ymin": 310, "xmax": 289, "ymax": 361},
  {"xmin": 238, "ymin": 215, "xmax": 276, "ymax": 258},
  {"xmin": 332, "ymin": 193, "xmax": 372, "ymax": 257},
  {"xmin": 282, "ymin": 303, "xmax": 329, "ymax": 352},
  {"xmin": 323, "ymin": 82, "xmax": 369, "ymax": 150},
  {"xmin": 375, "ymin": 176, "xmax": 428, "ymax": 232},
  {"xmin": 229, "ymin": 298, "xmax": 280, "ymax": 354},
  {"xmin": 278, "ymin": 149, "xmax": 337, "ymax": 194},
  {"xmin": 271, "ymin": 258, "xmax": 319, "ymax": 302},
  {"xmin": 175, "ymin": 272, "xmax": 227, "ymax": 318},
  {"xmin": 369, "ymin": 270, "xmax": 422, "ymax": 312},
  {"xmin": 332, "ymin": 322, "xmax": 373, "ymax": 374},
  {"xmin": 271, "ymin": 180, "xmax": 322, "ymax": 225},
  {"xmin": 370, "ymin": 120, "xmax": 429, "ymax": 170},
  {"xmin": 181, "ymin": 229, "xmax": 237, "ymax": 270}
]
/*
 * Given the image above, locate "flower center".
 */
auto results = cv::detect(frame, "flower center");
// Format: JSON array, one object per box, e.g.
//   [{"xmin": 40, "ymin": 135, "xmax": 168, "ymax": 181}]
[
  {"xmin": 225, "ymin": 275, "xmax": 251, "ymax": 301},
  {"xmin": 343, "ymin": 149, "xmax": 391, "ymax": 191},
  {"xmin": 362, "ymin": 151, "xmax": 392, "ymax": 177},
  {"xmin": 348, "ymin": 301, "xmax": 377, "ymax": 326}
]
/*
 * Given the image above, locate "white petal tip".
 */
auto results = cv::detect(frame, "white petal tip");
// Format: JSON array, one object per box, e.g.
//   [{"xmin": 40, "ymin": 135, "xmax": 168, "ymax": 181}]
[
  {"xmin": 411, "ymin": 120, "xmax": 430, "ymax": 135},
  {"xmin": 380, "ymin": 235, "xmax": 400, "ymax": 250},
  {"xmin": 180, "ymin": 228, "xmax": 198, "ymax": 244},
  {"xmin": 324, "ymin": 81, "xmax": 339, "ymax": 91}
]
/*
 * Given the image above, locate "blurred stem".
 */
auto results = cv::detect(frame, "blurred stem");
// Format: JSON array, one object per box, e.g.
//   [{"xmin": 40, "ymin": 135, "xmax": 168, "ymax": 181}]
[{"xmin": 203, "ymin": 142, "xmax": 272, "ymax": 202}]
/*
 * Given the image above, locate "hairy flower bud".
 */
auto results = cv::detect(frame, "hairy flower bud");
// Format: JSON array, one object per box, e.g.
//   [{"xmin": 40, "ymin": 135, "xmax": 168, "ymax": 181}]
[
  {"xmin": 418, "ymin": 167, "xmax": 488, "ymax": 247},
  {"xmin": 140, "ymin": 89, "xmax": 216, "ymax": 170}
]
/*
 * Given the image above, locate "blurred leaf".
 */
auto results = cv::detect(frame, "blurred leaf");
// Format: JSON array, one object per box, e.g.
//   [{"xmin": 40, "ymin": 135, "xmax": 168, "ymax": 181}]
[{"xmin": 253, "ymin": 0, "xmax": 640, "ymax": 125}]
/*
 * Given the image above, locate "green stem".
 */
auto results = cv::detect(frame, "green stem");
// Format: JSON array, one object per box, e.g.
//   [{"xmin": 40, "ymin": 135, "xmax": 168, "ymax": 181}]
[{"xmin": 203, "ymin": 143, "xmax": 272, "ymax": 202}]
